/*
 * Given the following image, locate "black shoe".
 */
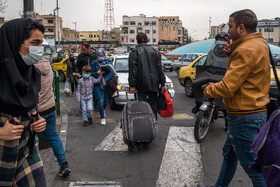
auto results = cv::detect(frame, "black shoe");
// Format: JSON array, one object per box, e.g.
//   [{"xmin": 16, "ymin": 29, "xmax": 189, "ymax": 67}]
[
  {"xmin": 83, "ymin": 121, "xmax": 88, "ymax": 127},
  {"xmin": 197, "ymin": 184, "xmax": 214, "ymax": 187},
  {"xmin": 59, "ymin": 162, "xmax": 71, "ymax": 177},
  {"xmin": 88, "ymin": 117, "xmax": 93, "ymax": 125}
]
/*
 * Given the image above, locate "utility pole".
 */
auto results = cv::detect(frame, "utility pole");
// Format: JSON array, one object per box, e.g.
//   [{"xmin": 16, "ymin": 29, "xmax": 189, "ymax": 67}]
[
  {"xmin": 23, "ymin": 0, "xmax": 34, "ymax": 19},
  {"xmin": 56, "ymin": 0, "xmax": 60, "ymax": 48},
  {"xmin": 209, "ymin": 16, "xmax": 212, "ymax": 39},
  {"xmin": 73, "ymin": 22, "xmax": 77, "ymax": 46}
]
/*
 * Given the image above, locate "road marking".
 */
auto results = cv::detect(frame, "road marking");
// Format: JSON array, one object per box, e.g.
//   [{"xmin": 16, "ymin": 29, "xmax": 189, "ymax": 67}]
[
  {"xmin": 172, "ymin": 113, "xmax": 194, "ymax": 119},
  {"xmin": 156, "ymin": 127, "xmax": 202, "ymax": 187},
  {"xmin": 95, "ymin": 126, "xmax": 127, "ymax": 151}
]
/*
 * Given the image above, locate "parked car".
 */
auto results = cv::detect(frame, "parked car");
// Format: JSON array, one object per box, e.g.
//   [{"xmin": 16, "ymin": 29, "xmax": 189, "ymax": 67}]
[
  {"xmin": 272, "ymin": 54, "xmax": 280, "ymax": 66},
  {"xmin": 178, "ymin": 54, "xmax": 208, "ymax": 97},
  {"xmin": 52, "ymin": 54, "xmax": 78, "ymax": 81},
  {"xmin": 161, "ymin": 55, "xmax": 173, "ymax": 72},
  {"xmin": 110, "ymin": 55, "xmax": 175, "ymax": 110},
  {"xmin": 173, "ymin": 53, "xmax": 205, "ymax": 76}
]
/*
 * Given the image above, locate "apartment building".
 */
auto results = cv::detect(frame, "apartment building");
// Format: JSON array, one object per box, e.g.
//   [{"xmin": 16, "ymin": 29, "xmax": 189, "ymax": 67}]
[
  {"xmin": 158, "ymin": 16, "xmax": 183, "ymax": 44},
  {"xmin": 34, "ymin": 13, "xmax": 62, "ymax": 41},
  {"xmin": 257, "ymin": 18, "xmax": 280, "ymax": 46},
  {"xmin": 78, "ymin": 31, "xmax": 101, "ymax": 41},
  {"xmin": 120, "ymin": 14, "xmax": 159, "ymax": 46}
]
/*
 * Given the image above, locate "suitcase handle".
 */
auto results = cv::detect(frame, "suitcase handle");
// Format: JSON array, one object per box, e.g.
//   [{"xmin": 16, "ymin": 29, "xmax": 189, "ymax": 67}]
[{"xmin": 125, "ymin": 89, "xmax": 138, "ymax": 101}]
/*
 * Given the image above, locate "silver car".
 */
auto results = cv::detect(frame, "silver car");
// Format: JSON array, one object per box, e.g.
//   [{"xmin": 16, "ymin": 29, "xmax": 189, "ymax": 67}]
[{"xmin": 110, "ymin": 54, "xmax": 175, "ymax": 110}]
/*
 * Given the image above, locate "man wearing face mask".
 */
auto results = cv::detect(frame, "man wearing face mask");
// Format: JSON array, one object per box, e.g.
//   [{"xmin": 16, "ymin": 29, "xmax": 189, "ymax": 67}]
[
  {"xmin": 76, "ymin": 42, "xmax": 97, "ymax": 75},
  {"xmin": 191, "ymin": 32, "xmax": 229, "ymax": 114},
  {"xmin": 67, "ymin": 54, "xmax": 76, "ymax": 94}
]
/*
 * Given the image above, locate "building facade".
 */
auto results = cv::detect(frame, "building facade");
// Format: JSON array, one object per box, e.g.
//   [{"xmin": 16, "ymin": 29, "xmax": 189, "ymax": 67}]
[
  {"xmin": 120, "ymin": 14, "xmax": 159, "ymax": 46},
  {"xmin": 158, "ymin": 16, "xmax": 183, "ymax": 44},
  {"xmin": 62, "ymin": 27, "xmax": 76, "ymax": 42},
  {"xmin": 101, "ymin": 27, "xmax": 121, "ymax": 42},
  {"xmin": 78, "ymin": 31, "xmax": 101, "ymax": 41},
  {"xmin": 34, "ymin": 13, "xmax": 62, "ymax": 41},
  {"xmin": 257, "ymin": 18, "xmax": 280, "ymax": 46}
]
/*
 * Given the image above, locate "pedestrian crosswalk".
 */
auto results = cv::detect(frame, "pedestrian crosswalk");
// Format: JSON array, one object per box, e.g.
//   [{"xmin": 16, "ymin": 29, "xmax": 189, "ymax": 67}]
[{"xmin": 95, "ymin": 126, "xmax": 202, "ymax": 186}]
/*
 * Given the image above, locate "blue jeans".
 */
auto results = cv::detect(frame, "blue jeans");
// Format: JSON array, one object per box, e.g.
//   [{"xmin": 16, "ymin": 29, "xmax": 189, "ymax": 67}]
[
  {"xmin": 41, "ymin": 111, "xmax": 67, "ymax": 166},
  {"xmin": 97, "ymin": 98, "xmax": 107, "ymax": 119},
  {"xmin": 81, "ymin": 98, "xmax": 93, "ymax": 121},
  {"xmin": 215, "ymin": 113, "xmax": 267, "ymax": 187}
]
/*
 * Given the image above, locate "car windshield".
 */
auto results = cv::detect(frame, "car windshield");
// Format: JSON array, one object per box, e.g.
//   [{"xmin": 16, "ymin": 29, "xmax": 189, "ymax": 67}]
[
  {"xmin": 114, "ymin": 58, "xmax": 129, "ymax": 72},
  {"xmin": 161, "ymin": 55, "xmax": 167, "ymax": 60}
]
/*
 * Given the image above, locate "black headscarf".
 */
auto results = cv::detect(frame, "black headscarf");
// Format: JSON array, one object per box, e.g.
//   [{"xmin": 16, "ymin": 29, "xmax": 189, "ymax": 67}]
[{"xmin": 0, "ymin": 18, "xmax": 41, "ymax": 116}]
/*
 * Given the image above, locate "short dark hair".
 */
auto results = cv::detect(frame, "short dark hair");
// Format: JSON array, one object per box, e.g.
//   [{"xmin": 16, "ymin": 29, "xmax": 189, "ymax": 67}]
[
  {"xmin": 23, "ymin": 19, "xmax": 45, "ymax": 41},
  {"xmin": 136, "ymin": 32, "xmax": 148, "ymax": 44},
  {"xmin": 82, "ymin": 65, "xmax": 92, "ymax": 73},
  {"xmin": 82, "ymin": 42, "xmax": 90, "ymax": 48},
  {"xmin": 230, "ymin": 9, "xmax": 257, "ymax": 33}
]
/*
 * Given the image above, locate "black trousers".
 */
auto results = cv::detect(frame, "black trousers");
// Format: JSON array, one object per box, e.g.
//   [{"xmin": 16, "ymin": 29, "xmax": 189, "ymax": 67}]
[{"xmin": 137, "ymin": 92, "xmax": 158, "ymax": 119}]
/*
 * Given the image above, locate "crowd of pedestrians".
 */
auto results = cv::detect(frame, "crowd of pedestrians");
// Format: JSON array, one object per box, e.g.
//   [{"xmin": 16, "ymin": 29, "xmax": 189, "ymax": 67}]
[{"xmin": 0, "ymin": 8, "xmax": 279, "ymax": 187}]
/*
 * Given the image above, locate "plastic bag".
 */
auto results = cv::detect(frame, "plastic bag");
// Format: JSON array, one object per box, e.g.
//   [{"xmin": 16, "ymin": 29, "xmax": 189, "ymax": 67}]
[
  {"xmin": 64, "ymin": 80, "xmax": 71, "ymax": 94},
  {"xmin": 157, "ymin": 91, "xmax": 173, "ymax": 118}
]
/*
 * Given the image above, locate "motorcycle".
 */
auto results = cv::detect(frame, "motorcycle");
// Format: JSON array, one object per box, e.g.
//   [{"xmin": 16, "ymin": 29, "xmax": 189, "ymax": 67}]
[{"xmin": 194, "ymin": 97, "xmax": 227, "ymax": 143}]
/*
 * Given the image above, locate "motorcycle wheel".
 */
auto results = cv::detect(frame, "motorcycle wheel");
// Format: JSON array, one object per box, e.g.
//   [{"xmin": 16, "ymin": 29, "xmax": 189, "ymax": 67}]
[{"xmin": 194, "ymin": 110, "xmax": 211, "ymax": 143}]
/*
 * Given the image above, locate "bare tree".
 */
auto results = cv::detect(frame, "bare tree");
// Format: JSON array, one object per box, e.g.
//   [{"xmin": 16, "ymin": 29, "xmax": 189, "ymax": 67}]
[{"xmin": 0, "ymin": 0, "xmax": 7, "ymax": 13}]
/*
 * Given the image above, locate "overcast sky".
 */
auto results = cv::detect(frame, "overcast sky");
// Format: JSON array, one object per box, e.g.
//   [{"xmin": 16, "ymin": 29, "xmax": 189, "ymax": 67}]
[{"xmin": 1, "ymin": 0, "xmax": 280, "ymax": 40}]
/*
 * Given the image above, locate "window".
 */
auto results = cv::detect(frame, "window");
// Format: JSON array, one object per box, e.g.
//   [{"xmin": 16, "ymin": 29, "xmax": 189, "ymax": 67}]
[
  {"xmin": 124, "ymin": 21, "xmax": 129, "ymax": 25},
  {"xmin": 48, "ymin": 19, "xmax": 53, "ymax": 24},
  {"xmin": 259, "ymin": 28, "xmax": 262, "ymax": 32},
  {"xmin": 178, "ymin": 37, "xmax": 181, "ymax": 41},
  {"xmin": 152, "ymin": 21, "xmax": 157, "ymax": 25},
  {"xmin": 194, "ymin": 56, "xmax": 207, "ymax": 66},
  {"xmin": 178, "ymin": 30, "xmax": 182, "ymax": 35},
  {"xmin": 145, "ymin": 21, "xmax": 150, "ymax": 26},
  {"xmin": 130, "ymin": 39, "xmax": 135, "ymax": 42},
  {"xmin": 153, "ymin": 39, "xmax": 156, "ymax": 43},
  {"xmin": 80, "ymin": 35, "xmax": 83, "ymax": 37},
  {"xmin": 138, "ymin": 22, "xmax": 142, "ymax": 26},
  {"xmin": 115, "ymin": 58, "xmax": 129, "ymax": 72},
  {"xmin": 153, "ymin": 30, "xmax": 156, "ymax": 34},
  {"xmin": 123, "ymin": 30, "xmax": 128, "ymax": 34},
  {"xmin": 130, "ymin": 30, "xmax": 135, "ymax": 34},
  {"xmin": 48, "ymin": 28, "xmax": 54, "ymax": 32},
  {"xmin": 145, "ymin": 30, "xmax": 150, "ymax": 34},
  {"xmin": 94, "ymin": 35, "xmax": 96, "ymax": 38},
  {"xmin": 130, "ymin": 21, "xmax": 136, "ymax": 25},
  {"xmin": 89, "ymin": 35, "xmax": 93, "ymax": 38},
  {"xmin": 264, "ymin": 28, "xmax": 274, "ymax": 32}
]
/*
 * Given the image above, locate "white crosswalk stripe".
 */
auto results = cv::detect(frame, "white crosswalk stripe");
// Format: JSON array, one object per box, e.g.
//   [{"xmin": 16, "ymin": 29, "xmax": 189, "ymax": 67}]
[
  {"xmin": 95, "ymin": 126, "xmax": 203, "ymax": 186},
  {"xmin": 156, "ymin": 127, "xmax": 202, "ymax": 187}
]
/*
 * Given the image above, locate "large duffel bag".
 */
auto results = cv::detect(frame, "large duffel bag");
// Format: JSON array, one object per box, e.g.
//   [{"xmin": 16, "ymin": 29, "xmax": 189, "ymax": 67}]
[{"xmin": 121, "ymin": 100, "xmax": 157, "ymax": 151}]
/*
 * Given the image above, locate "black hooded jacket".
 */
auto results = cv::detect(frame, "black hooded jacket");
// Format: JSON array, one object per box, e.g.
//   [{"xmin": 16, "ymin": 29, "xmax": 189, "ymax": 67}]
[
  {"xmin": 128, "ymin": 43, "xmax": 166, "ymax": 92},
  {"xmin": 0, "ymin": 18, "xmax": 41, "ymax": 116},
  {"xmin": 76, "ymin": 52, "xmax": 96, "ymax": 74}
]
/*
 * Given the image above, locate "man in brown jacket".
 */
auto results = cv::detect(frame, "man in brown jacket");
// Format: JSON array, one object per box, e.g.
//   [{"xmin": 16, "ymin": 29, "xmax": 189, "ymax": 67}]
[{"xmin": 199, "ymin": 9, "xmax": 270, "ymax": 187}]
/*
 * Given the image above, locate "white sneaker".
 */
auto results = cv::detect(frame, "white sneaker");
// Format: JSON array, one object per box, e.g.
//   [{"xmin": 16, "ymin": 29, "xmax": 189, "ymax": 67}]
[{"xmin": 101, "ymin": 118, "xmax": 106, "ymax": 126}]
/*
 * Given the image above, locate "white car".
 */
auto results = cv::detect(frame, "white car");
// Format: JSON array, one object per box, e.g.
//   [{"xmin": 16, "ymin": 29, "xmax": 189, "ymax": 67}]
[{"xmin": 110, "ymin": 54, "xmax": 175, "ymax": 110}]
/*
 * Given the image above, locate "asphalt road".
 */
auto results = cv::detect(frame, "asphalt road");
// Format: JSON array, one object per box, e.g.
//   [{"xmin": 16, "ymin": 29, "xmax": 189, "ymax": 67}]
[{"xmin": 49, "ymin": 71, "xmax": 252, "ymax": 187}]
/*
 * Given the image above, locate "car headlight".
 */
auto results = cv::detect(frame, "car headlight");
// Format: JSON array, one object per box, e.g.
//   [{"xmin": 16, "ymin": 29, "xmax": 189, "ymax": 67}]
[
  {"xmin": 117, "ymin": 85, "xmax": 122, "ymax": 90},
  {"xmin": 270, "ymin": 80, "xmax": 277, "ymax": 87},
  {"xmin": 165, "ymin": 82, "xmax": 174, "ymax": 88}
]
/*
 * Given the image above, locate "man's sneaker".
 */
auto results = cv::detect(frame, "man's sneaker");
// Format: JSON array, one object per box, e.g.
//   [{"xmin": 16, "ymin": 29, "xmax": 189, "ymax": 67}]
[
  {"xmin": 59, "ymin": 162, "xmax": 71, "ymax": 177},
  {"xmin": 88, "ymin": 117, "xmax": 93, "ymax": 125},
  {"xmin": 83, "ymin": 121, "xmax": 88, "ymax": 127},
  {"xmin": 101, "ymin": 118, "xmax": 106, "ymax": 126}
]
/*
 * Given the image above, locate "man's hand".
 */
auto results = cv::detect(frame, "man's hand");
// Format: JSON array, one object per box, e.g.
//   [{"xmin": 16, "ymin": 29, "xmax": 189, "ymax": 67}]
[
  {"xmin": 30, "ymin": 115, "xmax": 46, "ymax": 133},
  {"xmin": 0, "ymin": 118, "xmax": 24, "ymax": 141},
  {"xmin": 223, "ymin": 37, "xmax": 233, "ymax": 55},
  {"xmin": 129, "ymin": 87, "xmax": 136, "ymax": 94},
  {"xmin": 161, "ymin": 86, "xmax": 167, "ymax": 92},
  {"xmin": 77, "ymin": 100, "xmax": 81, "ymax": 103}
]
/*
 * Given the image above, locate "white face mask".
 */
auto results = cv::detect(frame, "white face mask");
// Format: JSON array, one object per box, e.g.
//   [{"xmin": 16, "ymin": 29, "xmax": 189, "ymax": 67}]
[{"xmin": 21, "ymin": 44, "xmax": 44, "ymax": 65}]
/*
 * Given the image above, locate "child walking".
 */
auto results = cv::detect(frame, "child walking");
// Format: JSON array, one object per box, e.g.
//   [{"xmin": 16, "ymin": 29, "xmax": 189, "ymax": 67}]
[{"xmin": 76, "ymin": 65, "xmax": 105, "ymax": 127}]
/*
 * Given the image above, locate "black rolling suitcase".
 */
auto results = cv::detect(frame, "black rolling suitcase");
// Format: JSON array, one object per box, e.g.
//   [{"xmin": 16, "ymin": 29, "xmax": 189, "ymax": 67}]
[{"xmin": 121, "ymin": 93, "xmax": 157, "ymax": 151}]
